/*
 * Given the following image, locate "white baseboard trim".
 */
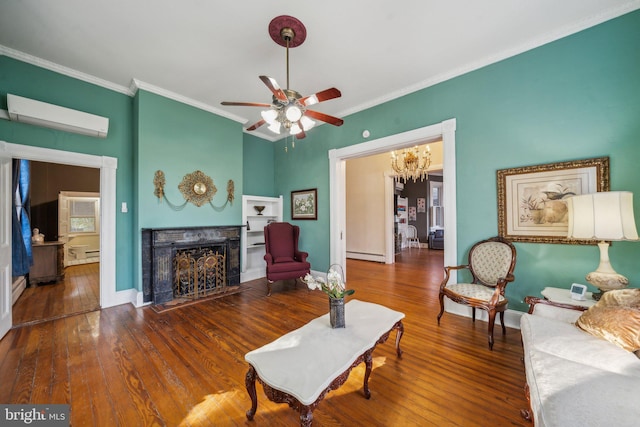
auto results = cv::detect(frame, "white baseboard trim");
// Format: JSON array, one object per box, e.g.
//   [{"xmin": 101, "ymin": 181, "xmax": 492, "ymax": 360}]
[
  {"xmin": 444, "ymin": 299, "xmax": 523, "ymax": 330},
  {"xmin": 346, "ymin": 251, "xmax": 385, "ymax": 263},
  {"xmin": 12, "ymin": 276, "xmax": 27, "ymax": 306},
  {"xmin": 103, "ymin": 288, "xmax": 143, "ymax": 308},
  {"xmin": 241, "ymin": 268, "xmax": 266, "ymax": 283}
]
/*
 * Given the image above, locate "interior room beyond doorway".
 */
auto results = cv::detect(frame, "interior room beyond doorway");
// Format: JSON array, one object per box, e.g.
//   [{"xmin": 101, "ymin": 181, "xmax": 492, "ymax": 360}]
[
  {"xmin": 345, "ymin": 141, "xmax": 443, "ymax": 263},
  {"xmin": 12, "ymin": 161, "xmax": 101, "ymax": 326}
]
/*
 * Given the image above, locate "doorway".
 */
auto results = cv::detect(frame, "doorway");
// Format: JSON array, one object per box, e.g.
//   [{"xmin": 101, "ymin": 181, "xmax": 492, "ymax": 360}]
[
  {"xmin": 0, "ymin": 141, "xmax": 117, "ymax": 339},
  {"xmin": 344, "ymin": 145, "xmax": 442, "ymax": 262},
  {"xmin": 329, "ymin": 119, "xmax": 458, "ymax": 281},
  {"xmin": 13, "ymin": 162, "xmax": 101, "ymax": 326}
]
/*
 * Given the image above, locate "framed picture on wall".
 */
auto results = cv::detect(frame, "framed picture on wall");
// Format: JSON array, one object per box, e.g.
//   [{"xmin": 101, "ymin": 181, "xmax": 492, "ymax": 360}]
[
  {"xmin": 497, "ymin": 157, "xmax": 609, "ymax": 244},
  {"xmin": 291, "ymin": 188, "xmax": 317, "ymax": 220},
  {"xmin": 408, "ymin": 206, "xmax": 417, "ymax": 221}
]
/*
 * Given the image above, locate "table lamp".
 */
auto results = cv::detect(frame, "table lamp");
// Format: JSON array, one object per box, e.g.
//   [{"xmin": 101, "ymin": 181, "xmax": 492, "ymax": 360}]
[{"xmin": 566, "ymin": 191, "xmax": 639, "ymax": 300}]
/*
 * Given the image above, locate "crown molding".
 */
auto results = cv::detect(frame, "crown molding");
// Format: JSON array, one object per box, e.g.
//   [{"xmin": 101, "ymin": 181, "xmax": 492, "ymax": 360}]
[
  {"xmin": 336, "ymin": 1, "xmax": 640, "ymax": 119},
  {"xmin": 0, "ymin": 44, "xmax": 133, "ymax": 96},
  {"xmin": 0, "ymin": 45, "xmax": 249, "ymax": 126},
  {"xmin": 129, "ymin": 79, "xmax": 246, "ymax": 123}
]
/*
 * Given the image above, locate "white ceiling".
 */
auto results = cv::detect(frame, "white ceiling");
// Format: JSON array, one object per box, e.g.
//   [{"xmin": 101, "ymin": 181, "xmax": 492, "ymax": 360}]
[{"xmin": 1, "ymin": 1, "xmax": 638, "ymax": 141}]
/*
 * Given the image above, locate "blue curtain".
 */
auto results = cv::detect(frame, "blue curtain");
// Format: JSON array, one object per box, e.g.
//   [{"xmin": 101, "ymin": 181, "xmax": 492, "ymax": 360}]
[{"xmin": 12, "ymin": 159, "xmax": 32, "ymax": 276}]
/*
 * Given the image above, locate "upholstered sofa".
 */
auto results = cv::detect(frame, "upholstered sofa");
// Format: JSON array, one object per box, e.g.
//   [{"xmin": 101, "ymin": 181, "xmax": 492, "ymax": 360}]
[{"xmin": 520, "ymin": 296, "xmax": 639, "ymax": 427}]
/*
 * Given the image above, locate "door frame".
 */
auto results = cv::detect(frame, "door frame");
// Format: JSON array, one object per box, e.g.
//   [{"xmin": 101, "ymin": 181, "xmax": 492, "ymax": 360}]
[
  {"xmin": 328, "ymin": 119, "xmax": 458, "ymax": 281},
  {"xmin": 0, "ymin": 151, "xmax": 11, "ymax": 339},
  {"xmin": 0, "ymin": 141, "xmax": 118, "ymax": 330}
]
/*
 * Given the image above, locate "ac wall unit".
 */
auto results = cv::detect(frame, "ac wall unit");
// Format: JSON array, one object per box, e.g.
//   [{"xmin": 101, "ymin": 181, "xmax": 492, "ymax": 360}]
[{"xmin": 7, "ymin": 94, "xmax": 109, "ymax": 138}]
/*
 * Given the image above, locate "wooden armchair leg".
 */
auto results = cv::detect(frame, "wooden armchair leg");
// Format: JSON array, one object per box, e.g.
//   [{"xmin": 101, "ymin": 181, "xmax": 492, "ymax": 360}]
[
  {"xmin": 500, "ymin": 311, "xmax": 506, "ymax": 335},
  {"xmin": 436, "ymin": 293, "xmax": 445, "ymax": 325},
  {"xmin": 267, "ymin": 281, "xmax": 272, "ymax": 297},
  {"xmin": 487, "ymin": 309, "xmax": 497, "ymax": 350}
]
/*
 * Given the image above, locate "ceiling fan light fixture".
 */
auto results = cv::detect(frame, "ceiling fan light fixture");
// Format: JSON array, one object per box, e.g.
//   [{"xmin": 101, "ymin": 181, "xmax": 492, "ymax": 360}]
[
  {"xmin": 290, "ymin": 123, "xmax": 303, "ymax": 135},
  {"xmin": 268, "ymin": 122, "xmax": 282, "ymax": 134},
  {"xmin": 300, "ymin": 116, "xmax": 315, "ymax": 130},
  {"xmin": 285, "ymin": 104, "xmax": 303, "ymax": 122},
  {"xmin": 261, "ymin": 109, "xmax": 279, "ymax": 124}
]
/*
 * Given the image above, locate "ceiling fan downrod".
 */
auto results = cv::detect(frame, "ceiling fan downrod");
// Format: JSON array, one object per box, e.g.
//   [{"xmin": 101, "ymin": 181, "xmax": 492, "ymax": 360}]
[{"xmin": 281, "ymin": 27, "xmax": 294, "ymax": 91}]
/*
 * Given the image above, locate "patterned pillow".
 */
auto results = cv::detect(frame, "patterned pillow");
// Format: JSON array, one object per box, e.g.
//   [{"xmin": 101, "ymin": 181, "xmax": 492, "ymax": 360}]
[{"xmin": 576, "ymin": 288, "xmax": 640, "ymax": 357}]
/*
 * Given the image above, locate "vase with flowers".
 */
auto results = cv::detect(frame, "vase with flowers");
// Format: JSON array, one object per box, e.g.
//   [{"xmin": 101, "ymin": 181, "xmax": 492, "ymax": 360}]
[{"xmin": 303, "ymin": 265, "xmax": 355, "ymax": 328}]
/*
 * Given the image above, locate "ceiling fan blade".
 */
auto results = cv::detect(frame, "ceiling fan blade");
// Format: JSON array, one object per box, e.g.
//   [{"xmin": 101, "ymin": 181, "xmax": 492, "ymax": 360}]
[
  {"xmin": 221, "ymin": 101, "xmax": 272, "ymax": 107},
  {"xmin": 259, "ymin": 76, "xmax": 288, "ymax": 103},
  {"xmin": 295, "ymin": 121, "xmax": 306, "ymax": 139},
  {"xmin": 304, "ymin": 110, "xmax": 344, "ymax": 127},
  {"xmin": 246, "ymin": 119, "xmax": 266, "ymax": 131},
  {"xmin": 300, "ymin": 88, "xmax": 342, "ymax": 106}
]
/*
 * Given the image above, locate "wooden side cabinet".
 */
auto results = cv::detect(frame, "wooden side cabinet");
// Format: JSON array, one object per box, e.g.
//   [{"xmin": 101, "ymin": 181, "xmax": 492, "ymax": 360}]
[{"xmin": 29, "ymin": 241, "xmax": 65, "ymax": 286}]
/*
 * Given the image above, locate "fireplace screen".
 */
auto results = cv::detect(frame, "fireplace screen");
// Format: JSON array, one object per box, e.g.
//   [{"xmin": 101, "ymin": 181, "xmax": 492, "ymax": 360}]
[{"xmin": 173, "ymin": 246, "xmax": 226, "ymax": 299}]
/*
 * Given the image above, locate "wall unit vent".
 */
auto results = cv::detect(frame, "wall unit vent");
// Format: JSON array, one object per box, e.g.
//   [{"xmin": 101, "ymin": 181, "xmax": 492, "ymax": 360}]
[{"xmin": 7, "ymin": 94, "xmax": 109, "ymax": 138}]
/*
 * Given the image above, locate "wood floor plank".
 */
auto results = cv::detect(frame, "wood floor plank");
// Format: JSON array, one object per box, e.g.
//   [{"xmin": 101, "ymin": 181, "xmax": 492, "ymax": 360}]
[
  {"xmin": 12, "ymin": 263, "xmax": 100, "ymax": 326},
  {"xmin": 64, "ymin": 315, "xmax": 95, "ymax": 424},
  {"xmin": 30, "ymin": 321, "xmax": 54, "ymax": 403},
  {"xmin": 102, "ymin": 305, "xmax": 186, "ymax": 426},
  {"xmin": 49, "ymin": 318, "xmax": 71, "ymax": 406},
  {"xmin": 1, "ymin": 249, "xmax": 530, "ymax": 426}
]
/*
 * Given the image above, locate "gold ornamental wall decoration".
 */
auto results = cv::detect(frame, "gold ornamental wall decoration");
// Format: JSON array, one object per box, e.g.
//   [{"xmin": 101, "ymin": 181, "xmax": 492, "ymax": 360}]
[
  {"xmin": 153, "ymin": 170, "xmax": 235, "ymax": 211},
  {"xmin": 178, "ymin": 170, "xmax": 217, "ymax": 207},
  {"xmin": 153, "ymin": 170, "xmax": 165, "ymax": 200}
]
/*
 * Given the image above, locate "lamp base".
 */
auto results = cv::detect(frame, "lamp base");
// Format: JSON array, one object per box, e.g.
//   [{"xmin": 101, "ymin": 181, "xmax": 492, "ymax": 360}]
[{"xmin": 586, "ymin": 271, "xmax": 629, "ymax": 300}]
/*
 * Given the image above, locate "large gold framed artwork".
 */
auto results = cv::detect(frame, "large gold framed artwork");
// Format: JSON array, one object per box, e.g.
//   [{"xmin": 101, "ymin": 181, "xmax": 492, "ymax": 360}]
[{"xmin": 497, "ymin": 157, "xmax": 609, "ymax": 244}]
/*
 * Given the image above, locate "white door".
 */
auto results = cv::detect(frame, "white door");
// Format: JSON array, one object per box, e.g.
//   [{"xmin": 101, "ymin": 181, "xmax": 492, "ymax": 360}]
[{"xmin": 0, "ymin": 150, "xmax": 12, "ymax": 339}]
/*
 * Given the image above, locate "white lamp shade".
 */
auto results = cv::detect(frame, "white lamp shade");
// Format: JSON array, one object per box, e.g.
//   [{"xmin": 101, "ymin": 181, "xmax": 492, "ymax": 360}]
[
  {"xmin": 300, "ymin": 115, "xmax": 315, "ymax": 130},
  {"xmin": 285, "ymin": 105, "xmax": 303, "ymax": 122},
  {"xmin": 289, "ymin": 123, "xmax": 302, "ymax": 135},
  {"xmin": 261, "ymin": 109, "xmax": 278, "ymax": 124},
  {"xmin": 566, "ymin": 191, "xmax": 639, "ymax": 241},
  {"xmin": 267, "ymin": 122, "xmax": 281, "ymax": 134}
]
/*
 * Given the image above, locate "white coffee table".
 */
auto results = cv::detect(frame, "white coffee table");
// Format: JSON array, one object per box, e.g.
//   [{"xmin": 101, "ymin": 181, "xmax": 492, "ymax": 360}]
[{"xmin": 244, "ymin": 299, "xmax": 405, "ymax": 426}]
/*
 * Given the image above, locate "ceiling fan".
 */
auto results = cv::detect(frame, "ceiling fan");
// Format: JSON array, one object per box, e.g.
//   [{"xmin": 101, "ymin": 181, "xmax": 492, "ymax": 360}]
[{"xmin": 221, "ymin": 15, "xmax": 344, "ymax": 139}]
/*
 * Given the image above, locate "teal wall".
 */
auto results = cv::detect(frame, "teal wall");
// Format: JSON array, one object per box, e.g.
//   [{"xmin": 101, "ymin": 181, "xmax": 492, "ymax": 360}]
[
  {"xmin": 0, "ymin": 55, "xmax": 136, "ymax": 292},
  {"xmin": 0, "ymin": 57, "xmax": 243, "ymax": 295},
  {"xmin": 273, "ymin": 10, "xmax": 640, "ymax": 311},
  {"xmin": 135, "ymin": 90, "xmax": 242, "ymax": 227},
  {"xmin": 133, "ymin": 90, "xmax": 243, "ymax": 291},
  {"xmin": 243, "ymin": 133, "xmax": 276, "ymax": 197}
]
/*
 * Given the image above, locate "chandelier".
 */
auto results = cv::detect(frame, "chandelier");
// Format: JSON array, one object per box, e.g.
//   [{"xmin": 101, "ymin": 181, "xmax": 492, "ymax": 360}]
[{"xmin": 391, "ymin": 145, "xmax": 432, "ymax": 183}]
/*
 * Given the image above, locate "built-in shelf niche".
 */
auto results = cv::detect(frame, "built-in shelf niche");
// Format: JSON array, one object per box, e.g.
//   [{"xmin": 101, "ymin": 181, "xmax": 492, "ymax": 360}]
[{"xmin": 241, "ymin": 195, "xmax": 283, "ymax": 282}]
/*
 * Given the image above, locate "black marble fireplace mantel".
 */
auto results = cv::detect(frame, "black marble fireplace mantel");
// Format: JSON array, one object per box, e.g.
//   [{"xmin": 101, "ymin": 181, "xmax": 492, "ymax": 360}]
[{"xmin": 141, "ymin": 225, "xmax": 241, "ymax": 304}]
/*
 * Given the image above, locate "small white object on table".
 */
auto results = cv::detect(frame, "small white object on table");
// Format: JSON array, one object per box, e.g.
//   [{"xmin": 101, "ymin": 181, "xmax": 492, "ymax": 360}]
[
  {"xmin": 541, "ymin": 286, "xmax": 596, "ymax": 308},
  {"xmin": 244, "ymin": 299, "xmax": 405, "ymax": 426}
]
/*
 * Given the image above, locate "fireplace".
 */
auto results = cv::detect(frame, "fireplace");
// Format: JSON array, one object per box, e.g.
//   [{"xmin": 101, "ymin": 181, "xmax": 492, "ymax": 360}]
[{"xmin": 141, "ymin": 226, "xmax": 241, "ymax": 304}]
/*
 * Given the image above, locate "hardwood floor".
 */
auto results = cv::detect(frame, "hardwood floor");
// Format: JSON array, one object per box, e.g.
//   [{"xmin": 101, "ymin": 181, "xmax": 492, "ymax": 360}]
[
  {"xmin": 12, "ymin": 263, "xmax": 100, "ymax": 326},
  {"xmin": 0, "ymin": 250, "xmax": 530, "ymax": 426}
]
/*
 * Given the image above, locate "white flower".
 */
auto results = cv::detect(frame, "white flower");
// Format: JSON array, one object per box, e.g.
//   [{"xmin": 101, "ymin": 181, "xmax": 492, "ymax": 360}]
[{"xmin": 303, "ymin": 266, "xmax": 354, "ymax": 299}]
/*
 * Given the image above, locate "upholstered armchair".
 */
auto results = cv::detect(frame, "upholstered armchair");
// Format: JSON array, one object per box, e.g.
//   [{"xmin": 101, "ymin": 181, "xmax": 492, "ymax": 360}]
[
  {"xmin": 428, "ymin": 229, "xmax": 444, "ymax": 250},
  {"xmin": 437, "ymin": 236, "xmax": 517, "ymax": 350},
  {"xmin": 263, "ymin": 222, "xmax": 311, "ymax": 296}
]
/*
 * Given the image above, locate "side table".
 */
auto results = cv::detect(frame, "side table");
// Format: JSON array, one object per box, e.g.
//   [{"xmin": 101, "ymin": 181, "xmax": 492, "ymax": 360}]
[
  {"xmin": 29, "ymin": 241, "xmax": 65, "ymax": 286},
  {"xmin": 540, "ymin": 287, "xmax": 596, "ymax": 309}
]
